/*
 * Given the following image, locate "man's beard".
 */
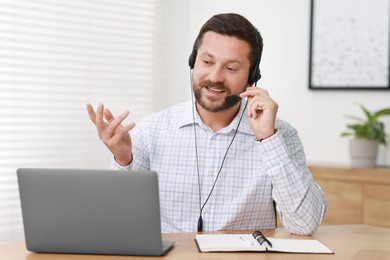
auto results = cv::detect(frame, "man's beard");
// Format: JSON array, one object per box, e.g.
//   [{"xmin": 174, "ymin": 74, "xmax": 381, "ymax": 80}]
[{"xmin": 193, "ymin": 80, "xmax": 241, "ymax": 112}]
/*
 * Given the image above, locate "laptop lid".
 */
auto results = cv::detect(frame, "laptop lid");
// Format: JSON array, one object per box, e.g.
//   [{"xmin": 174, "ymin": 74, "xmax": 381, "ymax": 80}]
[{"xmin": 17, "ymin": 168, "xmax": 174, "ymax": 256}]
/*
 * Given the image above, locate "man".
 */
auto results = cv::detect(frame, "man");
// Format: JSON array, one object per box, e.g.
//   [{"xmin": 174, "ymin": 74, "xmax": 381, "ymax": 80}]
[{"xmin": 86, "ymin": 13, "xmax": 326, "ymax": 235}]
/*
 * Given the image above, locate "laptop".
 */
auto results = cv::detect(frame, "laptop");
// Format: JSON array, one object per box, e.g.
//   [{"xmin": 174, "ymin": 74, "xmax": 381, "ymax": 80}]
[{"xmin": 17, "ymin": 168, "xmax": 175, "ymax": 256}]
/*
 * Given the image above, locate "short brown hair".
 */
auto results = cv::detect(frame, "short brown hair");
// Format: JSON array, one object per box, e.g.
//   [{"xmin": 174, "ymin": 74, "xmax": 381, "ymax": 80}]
[{"xmin": 194, "ymin": 13, "xmax": 263, "ymax": 75}]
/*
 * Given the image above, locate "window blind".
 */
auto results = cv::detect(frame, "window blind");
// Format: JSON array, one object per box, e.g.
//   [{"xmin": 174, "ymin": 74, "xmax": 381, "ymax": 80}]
[{"xmin": 0, "ymin": 0, "xmax": 159, "ymax": 240}]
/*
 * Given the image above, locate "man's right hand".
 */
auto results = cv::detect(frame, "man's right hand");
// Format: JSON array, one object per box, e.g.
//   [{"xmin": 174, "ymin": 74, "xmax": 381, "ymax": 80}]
[{"xmin": 86, "ymin": 103, "xmax": 135, "ymax": 166}]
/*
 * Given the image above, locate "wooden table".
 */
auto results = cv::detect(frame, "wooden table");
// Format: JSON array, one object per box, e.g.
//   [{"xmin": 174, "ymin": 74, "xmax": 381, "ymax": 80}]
[{"xmin": 1, "ymin": 224, "xmax": 389, "ymax": 259}]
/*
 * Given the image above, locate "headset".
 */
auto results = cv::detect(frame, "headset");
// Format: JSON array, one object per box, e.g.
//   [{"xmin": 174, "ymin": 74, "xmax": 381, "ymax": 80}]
[{"xmin": 188, "ymin": 29, "xmax": 263, "ymax": 85}]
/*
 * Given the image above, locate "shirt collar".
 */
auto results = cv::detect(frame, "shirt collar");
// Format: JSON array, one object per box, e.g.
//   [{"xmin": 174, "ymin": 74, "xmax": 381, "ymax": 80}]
[{"xmin": 177, "ymin": 99, "xmax": 253, "ymax": 135}]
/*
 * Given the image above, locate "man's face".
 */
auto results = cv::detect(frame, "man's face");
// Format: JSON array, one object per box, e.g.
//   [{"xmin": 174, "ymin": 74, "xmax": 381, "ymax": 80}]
[{"xmin": 192, "ymin": 31, "xmax": 251, "ymax": 113}]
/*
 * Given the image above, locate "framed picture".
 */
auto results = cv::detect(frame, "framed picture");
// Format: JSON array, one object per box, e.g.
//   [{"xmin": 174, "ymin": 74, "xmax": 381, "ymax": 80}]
[{"xmin": 309, "ymin": 0, "xmax": 390, "ymax": 90}]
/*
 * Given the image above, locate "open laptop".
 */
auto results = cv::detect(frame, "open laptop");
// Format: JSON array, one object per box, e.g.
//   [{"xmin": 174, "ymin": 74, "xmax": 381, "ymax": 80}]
[{"xmin": 17, "ymin": 168, "xmax": 175, "ymax": 256}]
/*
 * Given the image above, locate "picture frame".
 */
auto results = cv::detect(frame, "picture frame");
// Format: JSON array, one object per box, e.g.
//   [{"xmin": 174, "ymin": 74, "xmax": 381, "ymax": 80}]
[{"xmin": 309, "ymin": 0, "xmax": 390, "ymax": 90}]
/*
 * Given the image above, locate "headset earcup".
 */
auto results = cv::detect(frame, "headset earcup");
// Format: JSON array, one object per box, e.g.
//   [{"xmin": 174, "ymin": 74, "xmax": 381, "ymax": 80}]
[
  {"xmin": 188, "ymin": 43, "xmax": 197, "ymax": 69},
  {"xmin": 248, "ymin": 69, "xmax": 261, "ymax": 85}
]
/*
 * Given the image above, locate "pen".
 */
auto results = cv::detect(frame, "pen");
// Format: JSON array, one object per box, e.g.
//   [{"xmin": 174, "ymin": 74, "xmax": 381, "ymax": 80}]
[{"xmin": 252, "ymin": 230, "xmax": 272, "ymax": 248}]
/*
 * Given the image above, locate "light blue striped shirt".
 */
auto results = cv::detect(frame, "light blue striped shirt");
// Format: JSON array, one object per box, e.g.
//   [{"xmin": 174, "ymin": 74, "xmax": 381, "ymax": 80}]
[{"xmin": 110, "ymin": 99, "xmax": 326, "ymax": 235}]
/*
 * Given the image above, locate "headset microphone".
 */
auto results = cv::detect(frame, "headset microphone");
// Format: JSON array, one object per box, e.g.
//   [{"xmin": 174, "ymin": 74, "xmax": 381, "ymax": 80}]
[{"xmin": 225, "ymin": 95, "xmax": 241, "ymax": 106}]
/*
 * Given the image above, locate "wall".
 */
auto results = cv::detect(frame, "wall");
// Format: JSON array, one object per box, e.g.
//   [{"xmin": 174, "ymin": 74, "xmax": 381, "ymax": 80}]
[{"xmin": 160, "ymin": 0, "xmax": 390, "ymax": 167}]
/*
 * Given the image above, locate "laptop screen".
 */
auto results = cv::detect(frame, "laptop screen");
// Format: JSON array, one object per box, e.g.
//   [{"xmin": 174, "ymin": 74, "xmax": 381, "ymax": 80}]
[{"xmin": 17, "ymin": 168, "xmax": 174, "ymax": 256}]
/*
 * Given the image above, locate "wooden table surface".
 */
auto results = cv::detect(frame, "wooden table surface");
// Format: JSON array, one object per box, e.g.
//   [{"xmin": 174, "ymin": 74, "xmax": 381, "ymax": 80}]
[{"xmin": 1, "ymin": 224, "xmax": 389, "ymax": 260}]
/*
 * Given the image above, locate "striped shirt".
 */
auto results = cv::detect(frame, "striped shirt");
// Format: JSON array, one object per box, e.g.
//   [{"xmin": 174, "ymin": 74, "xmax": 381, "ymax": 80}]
[{"xmin": 110, "ymin": 99, "xmax": 326, "ymax": 235}]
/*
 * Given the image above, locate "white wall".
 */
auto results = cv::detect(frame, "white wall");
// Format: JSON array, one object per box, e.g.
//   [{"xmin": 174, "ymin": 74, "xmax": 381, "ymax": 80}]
[{"xmin": 160, "ymin": 0, "xmax": 390, "ymax": 167}]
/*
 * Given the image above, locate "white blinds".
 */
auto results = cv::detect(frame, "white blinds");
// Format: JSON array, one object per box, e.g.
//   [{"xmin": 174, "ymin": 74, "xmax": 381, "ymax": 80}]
[{"xmin": 0, "ymin": 0, "xmax": 159, "ymax": 240}]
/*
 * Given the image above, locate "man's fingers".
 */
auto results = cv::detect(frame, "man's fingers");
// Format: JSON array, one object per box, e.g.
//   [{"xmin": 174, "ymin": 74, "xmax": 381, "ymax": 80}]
[
  {"xmin": 110, "ymin": 122, "xmax": 136, "ymax": 144},
  {"xmin": 109, "ymin": 110, "xmax": 130, "ymax": 130},
  {"xmin": 247, "ymin": 97, "xmax": 260, "ymax": 119},
  {"xmin": 239, "ymin": 86, "xmax": 262, "ymax": 98},
  {"xmin": 87, "ymin": 103, "xmax": 134, "ymax": 143},
  {"xmin": 95, "ymin": 103, "xmax": 106, "ymax": 130},
  {"xmin": 124, "ymin": 122, "xmax": 136, "ymax": 132},
  {"xmin": 104, "ymin": 108, "xmax": 115, "ymax": 123},
  {"xmin": 86, "ymin": 103, "xmax": 97, "ymax": 124},
  {"xmin": 101, "ymin": 110, "xmax": 130, "ymax": 140}
]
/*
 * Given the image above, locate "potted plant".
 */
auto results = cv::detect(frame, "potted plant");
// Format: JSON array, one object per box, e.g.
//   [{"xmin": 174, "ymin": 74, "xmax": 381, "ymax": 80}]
[{"xmin": 341, "ymin": 104, "xmax": 390, "ymax": 168}]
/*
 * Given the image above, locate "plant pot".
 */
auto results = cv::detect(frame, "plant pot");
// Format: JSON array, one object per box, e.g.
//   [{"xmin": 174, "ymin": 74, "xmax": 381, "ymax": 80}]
[{"xmin": 349, "ymin": 139, "xmax": 379, "ymax": 168}]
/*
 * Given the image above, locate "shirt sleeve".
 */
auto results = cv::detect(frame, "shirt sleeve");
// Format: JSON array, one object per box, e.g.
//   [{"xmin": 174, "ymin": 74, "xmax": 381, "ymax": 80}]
[
  {"xmin": 108, "ymin": 121, "xmax": 151, "ymax": 172},
  {"xmin": 109, "ymin": 157, "xmax": 133, "ymax": 171},
  {"xmin": 256, "ymin": 127, "xmax": 327, "ymax": 235}
]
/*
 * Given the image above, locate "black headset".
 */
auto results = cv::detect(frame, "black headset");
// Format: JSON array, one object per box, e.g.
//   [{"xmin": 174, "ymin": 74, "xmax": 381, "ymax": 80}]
[{"xmin": 188, "ymin": 30, "xmax": 263, "ymax": 85}]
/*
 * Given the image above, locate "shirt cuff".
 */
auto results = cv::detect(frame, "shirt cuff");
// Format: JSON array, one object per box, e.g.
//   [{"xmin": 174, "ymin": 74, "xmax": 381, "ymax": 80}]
[
  {"xmin": 255, "ymin": 130, "xmax": 290, "ymax": 175},
  {"xmin": 109, "ymin": 157, "xmax": 133, "ymax": 171}
]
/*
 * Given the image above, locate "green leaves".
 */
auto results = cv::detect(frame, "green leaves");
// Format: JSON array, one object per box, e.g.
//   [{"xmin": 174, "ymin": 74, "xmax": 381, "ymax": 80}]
[{"xmin": 341, "ymin": 104, "xmax": 390, "ymax": 145}]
